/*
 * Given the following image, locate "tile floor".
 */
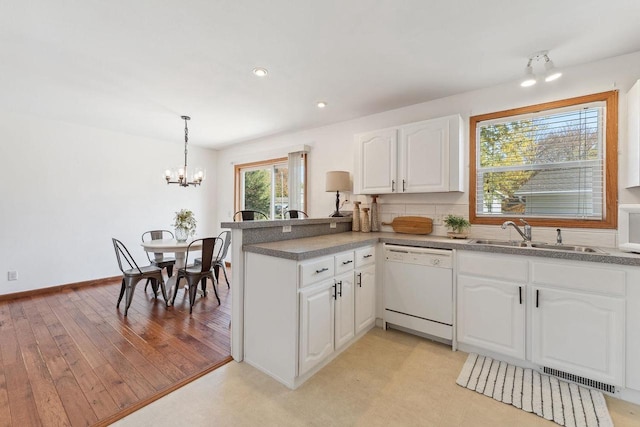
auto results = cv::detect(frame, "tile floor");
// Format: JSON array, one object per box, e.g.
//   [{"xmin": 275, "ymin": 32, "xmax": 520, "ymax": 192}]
[{"xmin": 112, "ymin": 328, "xmax": 640, "ymax": 426}]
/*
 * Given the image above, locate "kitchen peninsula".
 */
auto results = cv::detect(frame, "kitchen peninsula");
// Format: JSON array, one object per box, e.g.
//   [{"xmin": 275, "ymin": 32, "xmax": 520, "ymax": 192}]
[{"xmin": 223, "ymin": 218, "xmax": 640, "ymax": 403}]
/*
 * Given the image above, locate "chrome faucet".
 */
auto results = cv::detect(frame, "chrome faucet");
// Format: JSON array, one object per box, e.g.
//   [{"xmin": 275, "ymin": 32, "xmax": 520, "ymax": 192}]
[{"xmin": 501, "ymin": 219, "xmax": 532, "ymax": 241}]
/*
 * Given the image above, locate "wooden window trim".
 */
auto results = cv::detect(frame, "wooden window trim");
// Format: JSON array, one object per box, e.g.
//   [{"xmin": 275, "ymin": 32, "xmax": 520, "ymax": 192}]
[
  {"xmin": 234, "ymin": 157, "xmax": 288, "ymax": 213},
  {"xmin": 469, "ymin": 90, "xmax": 618, "ymax": 229}
]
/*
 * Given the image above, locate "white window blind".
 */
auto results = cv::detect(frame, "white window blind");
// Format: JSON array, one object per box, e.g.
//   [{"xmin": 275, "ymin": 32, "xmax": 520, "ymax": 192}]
[{"xmin": 475, "ymin": 101, "xmax": 606, "ymax": 220}]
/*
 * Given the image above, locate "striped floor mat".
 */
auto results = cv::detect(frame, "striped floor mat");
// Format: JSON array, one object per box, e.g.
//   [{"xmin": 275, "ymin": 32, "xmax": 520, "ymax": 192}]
[{"xmin": 456, "ymin": 353, "xmax": 613, "ymax": 427}]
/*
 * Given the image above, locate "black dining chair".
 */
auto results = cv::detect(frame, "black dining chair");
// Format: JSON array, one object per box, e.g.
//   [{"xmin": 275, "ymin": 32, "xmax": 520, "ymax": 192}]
[
  {"xmin": 233, "ymin": 210, "xmax": 268, "ymax": 221},
  {"xmin": 172, "ymin": 237, "xmax": 221, "ymax": 313},
  {"xmin": 112, "ymin": 238, "xmax": 168, "ymax": 316},
  {"xmin": 141, "ymin": 229, "xmax": 177, "ymax": 291},
  {"xmin": 285, "ymin": 209, "xmax": 308, "ymax": 219}
]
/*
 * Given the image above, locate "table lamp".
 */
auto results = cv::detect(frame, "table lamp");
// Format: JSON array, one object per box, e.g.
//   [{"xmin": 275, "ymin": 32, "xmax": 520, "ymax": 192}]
[{"xmin": 326, "ymin": 171, "xmax": 351, "ymax": 217}]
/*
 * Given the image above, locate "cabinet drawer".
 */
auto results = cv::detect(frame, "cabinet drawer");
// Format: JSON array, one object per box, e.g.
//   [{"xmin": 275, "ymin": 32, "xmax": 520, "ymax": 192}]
[
  {"xmin": 300, "ymin": 257, "xmax": 335, "ymax": 287},
  {"xmin": 531, "ymin": 261, "xmax": 625, "ymax": 296},
  {"xmin": 355, "ymin": 246, "xmax": 376, "ymax": 267},
  {"xmin": 457, "ymin": 251, "xmax": 528, "ymax": 282},
  {"xmin": 335, "ymin": 251, "xmax": 355, "ymax": 274}
]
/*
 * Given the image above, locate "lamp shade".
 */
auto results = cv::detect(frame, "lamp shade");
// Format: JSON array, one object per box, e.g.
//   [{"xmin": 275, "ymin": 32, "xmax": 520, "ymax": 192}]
[{"xmin": 326, "ymin": 171, "xmax": 351, "ymax": 192}]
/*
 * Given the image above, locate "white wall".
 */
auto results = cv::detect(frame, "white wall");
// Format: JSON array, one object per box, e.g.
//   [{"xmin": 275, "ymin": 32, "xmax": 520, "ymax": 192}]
[
  {"xmin": 0, "ymin": 113, "xmax": 218, "ymax": 295},
  {"xmin": 217, "ymin": 51, "xmax": 640, "ymax": 246}
]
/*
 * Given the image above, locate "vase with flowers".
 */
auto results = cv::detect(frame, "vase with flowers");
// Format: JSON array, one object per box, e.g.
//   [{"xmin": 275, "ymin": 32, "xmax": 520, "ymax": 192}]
[{"xmin": 172, "ymin": 209, "xmax": 197, "ymax": 242}]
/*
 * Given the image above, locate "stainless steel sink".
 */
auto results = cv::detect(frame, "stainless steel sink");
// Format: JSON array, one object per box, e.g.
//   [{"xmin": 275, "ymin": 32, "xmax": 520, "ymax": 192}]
[{"xmin": 469, "ymin": 239, "xmax": 606, "ymax": 253}]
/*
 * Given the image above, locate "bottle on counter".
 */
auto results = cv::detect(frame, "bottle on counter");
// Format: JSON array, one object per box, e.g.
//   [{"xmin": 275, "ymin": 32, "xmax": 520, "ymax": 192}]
[
  {"xmin": 361, "ymin": 208, "xmax": 371, "ymax": 232},
  {"xmin": 370, "ymin": 195, "xmax": 379, "ymax": 232},
  {"xmin": 352, "ymin": 201, "xmax": 361, "ymax": 232}
]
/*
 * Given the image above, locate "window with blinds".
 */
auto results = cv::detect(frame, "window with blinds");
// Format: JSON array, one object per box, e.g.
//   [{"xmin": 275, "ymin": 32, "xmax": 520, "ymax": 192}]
[{"xmin": 469, "ymin": 91, "xmax": 618, "ymax": 229}]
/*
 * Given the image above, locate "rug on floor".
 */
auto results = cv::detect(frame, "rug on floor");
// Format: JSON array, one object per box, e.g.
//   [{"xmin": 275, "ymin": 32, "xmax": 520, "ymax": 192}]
[{"xmin": 456, "ymin": 353, "xmax": 613, "ymax": 427}]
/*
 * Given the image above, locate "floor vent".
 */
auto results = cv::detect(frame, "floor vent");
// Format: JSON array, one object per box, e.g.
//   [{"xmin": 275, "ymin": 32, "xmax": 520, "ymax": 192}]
[{"xmin": 542, "ymin": 366, "xmax": 616, "ymax": 393}]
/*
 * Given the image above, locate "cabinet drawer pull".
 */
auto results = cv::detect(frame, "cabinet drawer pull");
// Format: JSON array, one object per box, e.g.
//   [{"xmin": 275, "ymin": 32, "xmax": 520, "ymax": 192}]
[
  {"xmin": 342, "ymin": 260, "xmax": 353, "ymax": 265},
  {"xmin": 536, "ymin": 289, "xmax": 540, "ymax": 308},
  {"xmin": 363, "ymin": 254, "xmax": 373, "ymax": 259},
  {"xmin": 357, "ymin": 272, "xmax": 362, "ymax": 287},
  {"xmin": 392, "ymin": 180, "xmax": 395, "ymax": 192},
  {"xmin": 402, "ymin": 179, "xmax": 406, "ymax": 192},
  {"xmin": 519, "ymin": 286, "xmax": 522, "ymax": 305},
  {"xmin": 315, "ymin": 267, "xmax": 329, "ymax": 274}
]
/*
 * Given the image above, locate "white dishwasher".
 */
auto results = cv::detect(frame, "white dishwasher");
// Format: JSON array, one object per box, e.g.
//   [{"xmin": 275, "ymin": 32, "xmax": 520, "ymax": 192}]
[{"xmin": 383, "ymin": 244, "xmax": 453, "ymax": 341}]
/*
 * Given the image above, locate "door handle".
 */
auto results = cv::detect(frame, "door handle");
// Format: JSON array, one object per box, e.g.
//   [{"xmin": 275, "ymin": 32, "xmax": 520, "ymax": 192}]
[
  {"xmin": 333, "ymin": 282, "xmax": 337, "ymax": 300},
  {"xmin": 402, "ymin": 179, "xmax": 406, "ymax": 192},
  {"xmin": 357, "ymin": 272, "xmax": 362, "ymax": 287},
  {"xmin": 392, "ymin": 180, "xmax": 395, "ymax": 192},
  {"xmin": 338, "ymin": 280, "xmax": 343, "ymax": 297},
  {"xmin": 519, "ymin": 286, "xmax": 522, "ymax": 305},
  {"xmin": 536, "ymin": 289, "xmax": 539, "ymax": 308}
]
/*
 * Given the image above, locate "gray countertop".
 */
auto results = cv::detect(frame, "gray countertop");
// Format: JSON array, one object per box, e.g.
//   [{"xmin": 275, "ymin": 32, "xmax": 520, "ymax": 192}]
[{"xmin": 243, "ymin": 231, "xmax": 640, "ymax": 266}]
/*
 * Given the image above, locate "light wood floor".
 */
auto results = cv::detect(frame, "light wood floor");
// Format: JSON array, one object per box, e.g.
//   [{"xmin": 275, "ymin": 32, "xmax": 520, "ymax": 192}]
[{"xmin": 0, "ymin": 272, "xmax": 231, "ymax": 427}]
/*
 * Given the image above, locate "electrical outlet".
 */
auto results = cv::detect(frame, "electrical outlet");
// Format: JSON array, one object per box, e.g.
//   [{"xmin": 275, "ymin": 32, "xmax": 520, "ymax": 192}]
[
  {"xmin": 282, "ymin": 225, "xmax": 292, "ymax": 233},
  {"xmin": 7, "ymin": 271, "xmax": 17, "ymax": 281},
  {"xmin": 330, "ymin": 222, "xmax": 337, "ymax": 229}
]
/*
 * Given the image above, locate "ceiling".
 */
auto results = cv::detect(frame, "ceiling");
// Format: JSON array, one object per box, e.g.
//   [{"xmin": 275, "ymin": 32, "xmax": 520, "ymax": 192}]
[{"xmin": 2, "ymin": 0, "xmax": 640, "ymax": 149}]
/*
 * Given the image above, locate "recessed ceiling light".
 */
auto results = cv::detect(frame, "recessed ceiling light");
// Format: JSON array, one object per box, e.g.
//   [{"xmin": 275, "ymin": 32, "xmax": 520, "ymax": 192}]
[
  {"xmin": 317, "ymin": 101, "xmax": 327, "ymax": 108},
  {"xmin": 252, "ymin": 67, "xmax": 268, "ymax": 77}
]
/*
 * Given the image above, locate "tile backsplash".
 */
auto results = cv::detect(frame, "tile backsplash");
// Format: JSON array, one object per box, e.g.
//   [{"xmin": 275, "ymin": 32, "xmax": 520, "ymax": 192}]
[{"xmin": 358, "ymin": 201, "xmax": 618, "ymax": 249}]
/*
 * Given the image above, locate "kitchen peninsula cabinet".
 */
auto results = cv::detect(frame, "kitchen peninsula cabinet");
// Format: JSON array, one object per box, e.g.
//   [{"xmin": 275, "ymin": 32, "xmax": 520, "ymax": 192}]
[
  {"xmin": 244, "ymin": 245, "xmax": 376, "ymax": 388},
  {"xmin": 354, "ymin": 114, "xmax": 463, "ymax": 194}
]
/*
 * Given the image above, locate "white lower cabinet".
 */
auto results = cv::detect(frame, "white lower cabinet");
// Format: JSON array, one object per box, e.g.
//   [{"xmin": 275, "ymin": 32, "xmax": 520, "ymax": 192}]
[
  {"xmin": 457, "ymin": 251, "xmax": 626, "ymax": 387},
  {"xmin": 457, "ymin": 275, "xmax": 525, "ymax": 360},
  {"xmin": 299, "ymin": 279, "xmax": 336, "ymax": 376},
  {"xmin": 244, "ymin": 246, "xmax": 376, "ymax": 389},
  {"xmin": 334, "ymin": 272, "xmax": 355, "ymax": 350},
  {"xmin": 531, "ymin": 286, "xmax": 625, "ymax": 386},
  {"xmin": 355, "ymin": 263, "xmax": 376, "ymax": 334}
]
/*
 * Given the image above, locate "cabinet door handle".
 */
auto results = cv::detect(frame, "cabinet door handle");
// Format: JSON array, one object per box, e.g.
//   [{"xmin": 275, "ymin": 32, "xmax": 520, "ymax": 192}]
[
  {"xmin": 338, "ymin": 280, "xmax": 343, "ymax": 297},
  {"xmin": 357, "ymin": 272, "xmax": 362, "ymax": 287},
  {"xmin": 402, "ymin": 179, "xmax": 406, "ymax": 192},
  {"xmin": 392, "ymin": 180, "xmax": 395, "ymax": 192},
  {"xmin": 363, "ymin": 254, "xmax": 373, "ymax": 258},
  {"xmin": 342, "ymin": 260, "xmax": 353, "ymax": 265},
  {"xmin": 333, "ymin": 282, "xmax": 337, "ymax": 300},
  {"xmin": 519, "ymin": 286, "xmax": 522, "ymax": 305},
  {"xmin": 536, "ymin": 289, "xmax": 539, "ymax": 308},
  {"xmin": 315, "ymin": 267, "xmax": 329, "ymax": 274}
]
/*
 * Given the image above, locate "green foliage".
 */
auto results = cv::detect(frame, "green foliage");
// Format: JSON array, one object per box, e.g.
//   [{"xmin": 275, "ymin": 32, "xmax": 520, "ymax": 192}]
[
  {"xmin": 444, "ymin": 215, "xmax": 470, "ymax": 233},
  {"xmin": 172, "ymin": 209, "xmax": 197, "ymax": 236},
  {"xmin": 244, "ymin": 169, "xmax": 271, "ymax": 217}
]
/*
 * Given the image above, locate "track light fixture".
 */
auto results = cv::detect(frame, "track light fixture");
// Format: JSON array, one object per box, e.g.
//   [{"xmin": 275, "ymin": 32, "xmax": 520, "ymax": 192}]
[{"xmin": 520, "ymin": 51, "xmax": 562, "ymax": 87}]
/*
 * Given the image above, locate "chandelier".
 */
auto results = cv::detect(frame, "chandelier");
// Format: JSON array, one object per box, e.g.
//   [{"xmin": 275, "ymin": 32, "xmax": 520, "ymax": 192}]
[{"xmin": 164, "ymin": 115, "xmax": 205, "ymax": 187}]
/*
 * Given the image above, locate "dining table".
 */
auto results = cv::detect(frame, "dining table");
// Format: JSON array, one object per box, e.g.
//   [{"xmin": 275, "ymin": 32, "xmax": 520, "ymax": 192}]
[{"xmin": 140, "ymin": 238, "xmax": 202, "ymax": 304}]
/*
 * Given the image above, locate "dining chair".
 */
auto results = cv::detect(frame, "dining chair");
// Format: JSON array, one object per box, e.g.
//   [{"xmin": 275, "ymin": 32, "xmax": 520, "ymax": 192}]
[
  {"xmin": 233, "ymin": 210, "xmax": 268, "ymax": 221},
  {"xmin": 112, "ymin": 238, "xmax": 168, "ymax": 316},
  {"xmin": 141, "ymin": 229, "xmax": 177, "ymax": 291},
  {"xmin": 213, "ymin": 230, "xmax": 231, "ymax": 288},
  {"xmin": 172, "ymin": 237, "xmax": 221, "ymax": 313},
  {"xmin": 285, "ymin": 209, "xmax": 308, "ymax": 219}
]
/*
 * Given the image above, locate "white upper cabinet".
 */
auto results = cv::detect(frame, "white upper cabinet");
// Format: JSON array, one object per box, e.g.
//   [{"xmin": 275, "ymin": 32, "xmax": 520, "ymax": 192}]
[
  {"xmin": 354, "ymin": 114, "xmax": 463, "ymax": 194},
  {"xmin": 355, "ymin": 128, "xmax": 398, "ymax": 194},
  {"xmin": 626, "ymin": 79, "xmax": 640, "ymax": 188}
]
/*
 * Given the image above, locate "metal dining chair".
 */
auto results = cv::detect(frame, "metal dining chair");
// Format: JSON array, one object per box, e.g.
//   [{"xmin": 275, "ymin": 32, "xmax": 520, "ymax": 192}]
[
  {"xmin": 233, "ymin": 210, "xmax": 268, "ymax": 221},
  {"xmin": 213, "ymin": 231, "xmax": 231, "ymax": 288},
  {"xmin": 112, "ymin": 238, "xmax": 168, "ymax": 316},
  {"xmin": 285, "ymin": 209, "xmax": 308, "ymax": 219},
  {"xmin": 172, "ymin": 237, "xmax": 221, "ymax": 313},
  {"xmin": 141, "ymin": 229, "xmax": 177, "ymax": 291}
]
